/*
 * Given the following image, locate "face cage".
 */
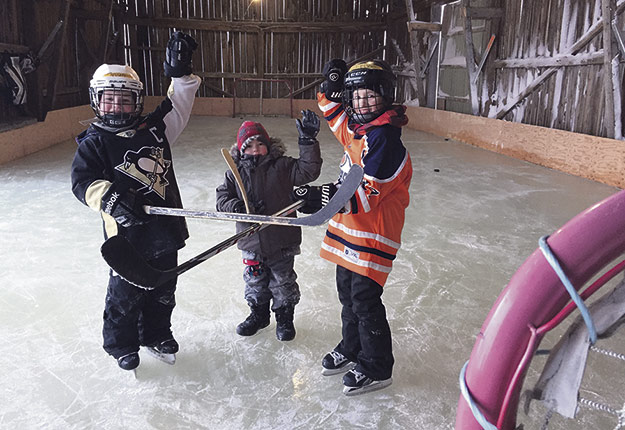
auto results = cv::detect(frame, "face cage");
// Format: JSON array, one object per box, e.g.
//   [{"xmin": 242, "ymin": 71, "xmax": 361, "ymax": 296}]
[
  {"xmin": 343, "ymin": 84, "xmax": 393, "ymax": 124},
  {"xmin": 89, "ymin": 86, "xmax": 144, "ymax": 128}
]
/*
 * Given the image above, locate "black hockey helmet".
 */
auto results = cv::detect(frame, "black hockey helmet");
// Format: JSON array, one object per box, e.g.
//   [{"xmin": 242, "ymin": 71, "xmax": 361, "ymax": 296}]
[{"xmin": 342, "ymin": 59, "xmax": 396, "ymax": 124}]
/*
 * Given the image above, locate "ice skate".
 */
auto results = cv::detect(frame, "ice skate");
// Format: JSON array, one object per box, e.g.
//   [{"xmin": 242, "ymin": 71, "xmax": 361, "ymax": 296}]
[
  {"xmin": 144, "ymin": 338, "xmax": 178, "ymax": 365},
  {"xmin": 321, "ymin": 350, "xmax": 356, "ymax": 376},
  {"xmin": 117, "ymin": 352, "xmax": 140, "ymax": 377},
  {"xmin": 342, "ymin": 369, "xmax": 392, "ymax": 396}
]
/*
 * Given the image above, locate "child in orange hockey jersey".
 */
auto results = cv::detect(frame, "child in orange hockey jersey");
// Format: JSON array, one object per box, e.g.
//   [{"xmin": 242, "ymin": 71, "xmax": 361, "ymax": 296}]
[{"xmin": 294, "ymin": 59, "xmax": 412, "ymax": 396}]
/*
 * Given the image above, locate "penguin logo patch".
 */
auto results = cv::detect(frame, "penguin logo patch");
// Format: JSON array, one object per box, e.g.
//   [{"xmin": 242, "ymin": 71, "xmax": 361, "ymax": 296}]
[{"xmin": 115, "ymin": 146, "xmax": 171, "ymax": 199}]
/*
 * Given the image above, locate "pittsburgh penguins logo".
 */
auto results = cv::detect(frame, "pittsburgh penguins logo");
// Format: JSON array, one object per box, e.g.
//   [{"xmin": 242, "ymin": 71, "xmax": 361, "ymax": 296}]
[{"xmin": 115, "ymin": 146, "xmax": 171, "ymax": 199}]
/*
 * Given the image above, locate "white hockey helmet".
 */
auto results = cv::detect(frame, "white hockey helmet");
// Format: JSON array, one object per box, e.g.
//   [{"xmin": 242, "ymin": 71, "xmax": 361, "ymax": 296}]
[{"xmin": 89, "ymin": 64, "xmax": 144, "ymax": 128}]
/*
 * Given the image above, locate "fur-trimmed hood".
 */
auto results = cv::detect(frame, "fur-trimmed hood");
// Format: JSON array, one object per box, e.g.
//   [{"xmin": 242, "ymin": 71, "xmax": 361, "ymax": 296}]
[{"xmin": 228, "ymin": 137, "xmax": 286, "ymax": 164}]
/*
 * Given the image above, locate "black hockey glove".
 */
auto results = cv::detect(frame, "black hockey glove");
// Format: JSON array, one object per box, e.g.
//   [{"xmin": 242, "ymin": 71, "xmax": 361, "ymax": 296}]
[
  {"xmin": 164, "ymin": 31, "xmax": 198, "ymax": 78},
  {"xmin": 101, "ymin": 185, "xmax": 151, "ymax": 227},
  {"xmin": 232, "ymin": 200, "xmax": 247, "ymax": 213},
  {"xmin": 295, "ymin": 109, "xmax": 320, "ymax": 145},
  {"xmin": 320, "ymin": 58, "xmax": 348, "ymax": 102},
  {"xmin": 251, "ymin": 200, "xmax": 266, "ymax": 215},
  {"xmin": 291, "ymin": 183, "xmax": 338, "ymax": 214}
]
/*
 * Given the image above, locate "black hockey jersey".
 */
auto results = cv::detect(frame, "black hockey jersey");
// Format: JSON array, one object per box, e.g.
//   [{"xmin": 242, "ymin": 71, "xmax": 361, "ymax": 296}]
[{"xmin": 71, "ymin": 75, "xmax": 201, "ymax": 259}]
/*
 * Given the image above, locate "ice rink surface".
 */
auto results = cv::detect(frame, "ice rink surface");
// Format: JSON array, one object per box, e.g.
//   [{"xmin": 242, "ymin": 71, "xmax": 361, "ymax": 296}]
[{"xmin": 0, "ymin": 115, "xmax": 621, "ymax": 429}]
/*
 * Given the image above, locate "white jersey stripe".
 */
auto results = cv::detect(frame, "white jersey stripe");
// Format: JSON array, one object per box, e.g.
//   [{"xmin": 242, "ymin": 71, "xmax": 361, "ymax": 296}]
[
  {"xmin": 328, "ymin": 219, "xmax": 401, "ymax": 249},
  {"xmin": 321, "ymin": 243, "xmax": 393, "ymax": 273},
  {"xmin": 330, "ymin": 112, "xmax": 347, "ymax": 132},
  {"xmin": 319, "ymin": 101, "xmax": 340, "ymax": 112}
]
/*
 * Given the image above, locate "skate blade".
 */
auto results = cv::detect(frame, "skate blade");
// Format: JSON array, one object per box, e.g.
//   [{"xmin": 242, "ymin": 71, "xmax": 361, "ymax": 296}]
[
  {"xmin": 143, "ymin": 346, "xmax": 176, "ymax": 365},
  {"xmin": 120, "ymin": 367, "xmax": 138, "ymax": 378},
  {"xmin": 321, "ymin": 361, "xmax": 356, "ymax": 376},
  {"xmin": 343, "ymin": 378, "xmax": 392, "ymax": 396}
]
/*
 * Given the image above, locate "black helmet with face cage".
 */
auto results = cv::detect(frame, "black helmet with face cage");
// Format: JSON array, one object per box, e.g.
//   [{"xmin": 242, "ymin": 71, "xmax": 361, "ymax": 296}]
[{"xmin": 342, "ymin": 59, "xmax": 396, "ymax": 124}]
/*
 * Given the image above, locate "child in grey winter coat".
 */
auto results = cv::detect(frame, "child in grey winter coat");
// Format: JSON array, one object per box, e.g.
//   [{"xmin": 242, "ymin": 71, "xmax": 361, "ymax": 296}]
[{"xmin": 216, "ymin": 111, "xmax": 322, "ymax": 340}]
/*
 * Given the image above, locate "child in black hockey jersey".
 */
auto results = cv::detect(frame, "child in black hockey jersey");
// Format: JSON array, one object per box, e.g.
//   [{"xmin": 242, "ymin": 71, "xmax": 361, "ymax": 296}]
[
  {"xmin": 70, "ymin": 32, "xmax": 200, "ymax": 372},
  {"xmin": 216, "ymin": 113, "xmax": 322, "ymax": 341}
]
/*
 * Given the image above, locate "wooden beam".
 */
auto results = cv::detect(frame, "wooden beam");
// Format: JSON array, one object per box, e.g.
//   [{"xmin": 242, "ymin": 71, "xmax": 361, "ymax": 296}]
[
  {"xmin": 494, "ymin": 52, "xmax": 605, "ymax": 68},
  {"xmin": 602, "ymin": 0, "xmax": 620, "ymax": 139},
  {"xmin": 40, "ymin": 0, "xmax": 71, "ymax": 121},
  {"xmin": 425, "ymin": 4, "xmax": 443, "ymax": 108},
  {"xmin": 495, "ymin": 0, "xmax": 625, "ymax": 119},
  {"xmin": 406, "ymin": 20, "xmax": 442, "ymax": 32},
  {"xmin": 119, "ymin": 16, "xmax": 387, "ymax": 33},
  {"xmin": 462, "ymin": 1, "xmax": 479, "ymax": 115},
  {"xmin": 405, "ymin": 0, "xmax": 425, "ymax": 105},
  {"xmin": 0, "ymin": 43, "xmax": 30, "ymax": 55},
  {"xmin": 465, "ymin": 7, "xmax": 503, "ymax": 19}
]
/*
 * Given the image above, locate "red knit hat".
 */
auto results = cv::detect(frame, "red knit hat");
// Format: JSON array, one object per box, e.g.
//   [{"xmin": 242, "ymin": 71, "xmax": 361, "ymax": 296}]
[{"xmin": 237, "ymin": 121, "xmax": 270, "ymax": 153}]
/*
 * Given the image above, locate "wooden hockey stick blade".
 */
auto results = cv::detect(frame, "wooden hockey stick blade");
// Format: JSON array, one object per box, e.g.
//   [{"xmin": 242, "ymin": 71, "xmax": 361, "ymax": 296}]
[
  {"xmin": 101, "ymin": 201, "xmax": 304, "ymax": 289},
  {"xmin": 144, "ymin": 164, "xmax": 364, "ymax": 227},
  {"xmin": 221, "ymin": 148, "xmax": 250, "ymax": 213}
]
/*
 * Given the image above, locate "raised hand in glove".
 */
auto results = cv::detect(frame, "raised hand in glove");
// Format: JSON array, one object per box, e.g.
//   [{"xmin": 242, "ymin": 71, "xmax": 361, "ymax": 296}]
[
  {"xmin": 164, "ymin": 31, "xmax": 198, "ymax": 78},
  {"xmin": 295, "ymin": 109, "xmax": 320, "ymax": 145},
  {"xmin": 101, "ymin": 185, "xmax": 151, "ymax": 227},
  {"xmin": 320, "ymin": 58, "xmax": 348, "ymax": 102},
  {"xmin": 291, "ymin": 183, "xmax": 338, "ymax": 214}
]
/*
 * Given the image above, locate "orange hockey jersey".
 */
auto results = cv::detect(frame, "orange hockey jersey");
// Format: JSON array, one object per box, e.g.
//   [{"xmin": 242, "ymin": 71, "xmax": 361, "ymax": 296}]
[{"xmin": 317, "ymin": 93, "xmax": 413, "ymax": 286}]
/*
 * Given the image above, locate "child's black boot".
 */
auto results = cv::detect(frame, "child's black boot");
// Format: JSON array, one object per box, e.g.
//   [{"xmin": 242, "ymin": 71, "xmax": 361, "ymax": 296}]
[
  {"xmin": 275, "ymin": 305, "xmax": 296, "ymax": 341},
  {"xmin": 236, "ymin": 302, "xmax": 270, "ymax": 336}
]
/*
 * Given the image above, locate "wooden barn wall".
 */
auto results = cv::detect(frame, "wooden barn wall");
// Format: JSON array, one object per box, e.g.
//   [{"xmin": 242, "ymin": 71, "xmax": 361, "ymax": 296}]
[
  {"xmin": 0, "ymin": 0, "xmax": 25, "ymax": 126},
  {"xmin": 0, "ymin": 0, "xmax": 123, "ymax": 125},
  {"xmin": 1, "ymin": 0, "xmax": 421, "ymax": 125},
  {"xmin": 439, "ymin": 0, "xmax": 621, "ymax": 138},
  {"xmin": 496, "ymin": 0, "xmax": 607, "ymax": 136},
  {"xmin": 116, "ymin": 0, "xmax": 408, "ymax": 102}
]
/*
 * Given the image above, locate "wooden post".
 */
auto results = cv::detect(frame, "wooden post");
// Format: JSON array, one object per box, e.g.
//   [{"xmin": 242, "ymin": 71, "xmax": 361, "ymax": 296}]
[
  {"xmin": 425, "ymin": 4, "xmax": 442, "ymax": 109},
  {"xmin": 40, "ymin": 0, "xmax": 71, "ymax": 121},
  {"xmin": 602, "ymin": 0, "xmax": 621, "ymax": 139},
  {"xmin": 404, "ymin": 0, "xmax": 425, "ymax": 106},
  {"xmin": 462, "ymin": 0, "xmax": 479, "ymax": 115}
]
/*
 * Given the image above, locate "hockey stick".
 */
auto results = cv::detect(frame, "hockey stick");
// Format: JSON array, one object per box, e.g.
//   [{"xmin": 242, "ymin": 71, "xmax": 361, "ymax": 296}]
[
  {"xmin": 221, "ymin": 148, "xmax": 250, "ymax": 213},
  {"xmin": 101, "ymin": 201, "xmax": 304, "ymax": 289},
  {"xmin": 143, "ymin": 164, "xmax": 364, "ymax": 227}
]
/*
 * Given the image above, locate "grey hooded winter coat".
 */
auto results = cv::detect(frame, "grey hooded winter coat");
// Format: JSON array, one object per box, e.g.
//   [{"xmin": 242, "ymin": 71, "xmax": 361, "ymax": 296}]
[{"xmin": 215, "ymin": 137, "xmax": 322, "ymax": 259}]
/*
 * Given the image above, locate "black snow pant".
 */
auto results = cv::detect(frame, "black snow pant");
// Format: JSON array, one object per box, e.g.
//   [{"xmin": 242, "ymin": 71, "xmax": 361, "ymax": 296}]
[
  {"xmin": 102, "ymin": 251, "xmax": 178, "ymax": 359},
  {"xmin": 334, "ymin": 265, "xmax": 394, "ymax": 381}
]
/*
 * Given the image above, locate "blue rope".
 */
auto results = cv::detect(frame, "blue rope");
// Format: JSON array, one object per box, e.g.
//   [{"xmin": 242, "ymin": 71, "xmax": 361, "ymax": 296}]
[
  {"xmin": 539, "ymin": 235, "xmax": 597, "ymax": 344},
  {"xmin": 459, "ymin": 361, "xmax": 499, "ymax": 430}
]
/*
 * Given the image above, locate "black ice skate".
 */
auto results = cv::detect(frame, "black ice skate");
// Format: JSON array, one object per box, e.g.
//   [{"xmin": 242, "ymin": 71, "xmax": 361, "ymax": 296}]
[
  {"xmin": 117, "ymin": 352, "xmax": 140, "ymax": 372},
  {"xmin": 144, "ymin": 338, "xmax": 178, "ymax": 365},
  {"xmin": 321, "ymin": 350, "xmax": 356, "ymax": 376},
  {"xmin": 342, "ymin": 369, "xmax": 392, "ymax": 396}
]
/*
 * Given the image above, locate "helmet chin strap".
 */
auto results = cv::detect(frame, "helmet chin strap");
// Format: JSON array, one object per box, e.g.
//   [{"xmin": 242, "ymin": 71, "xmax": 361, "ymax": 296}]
[{"xmin": 95, "ymin": 115, "xmax": 141, "ymax": 133}]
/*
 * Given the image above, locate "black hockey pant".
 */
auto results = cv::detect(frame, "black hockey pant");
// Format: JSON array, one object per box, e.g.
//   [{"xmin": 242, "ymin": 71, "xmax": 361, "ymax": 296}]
[
  {"xmin": 102, "ymin": 251, "xmax": 177, "ymax": 359},
  {"xmin": 334, "ymin": 265, "xmax": 394, "ymax": 381}
]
